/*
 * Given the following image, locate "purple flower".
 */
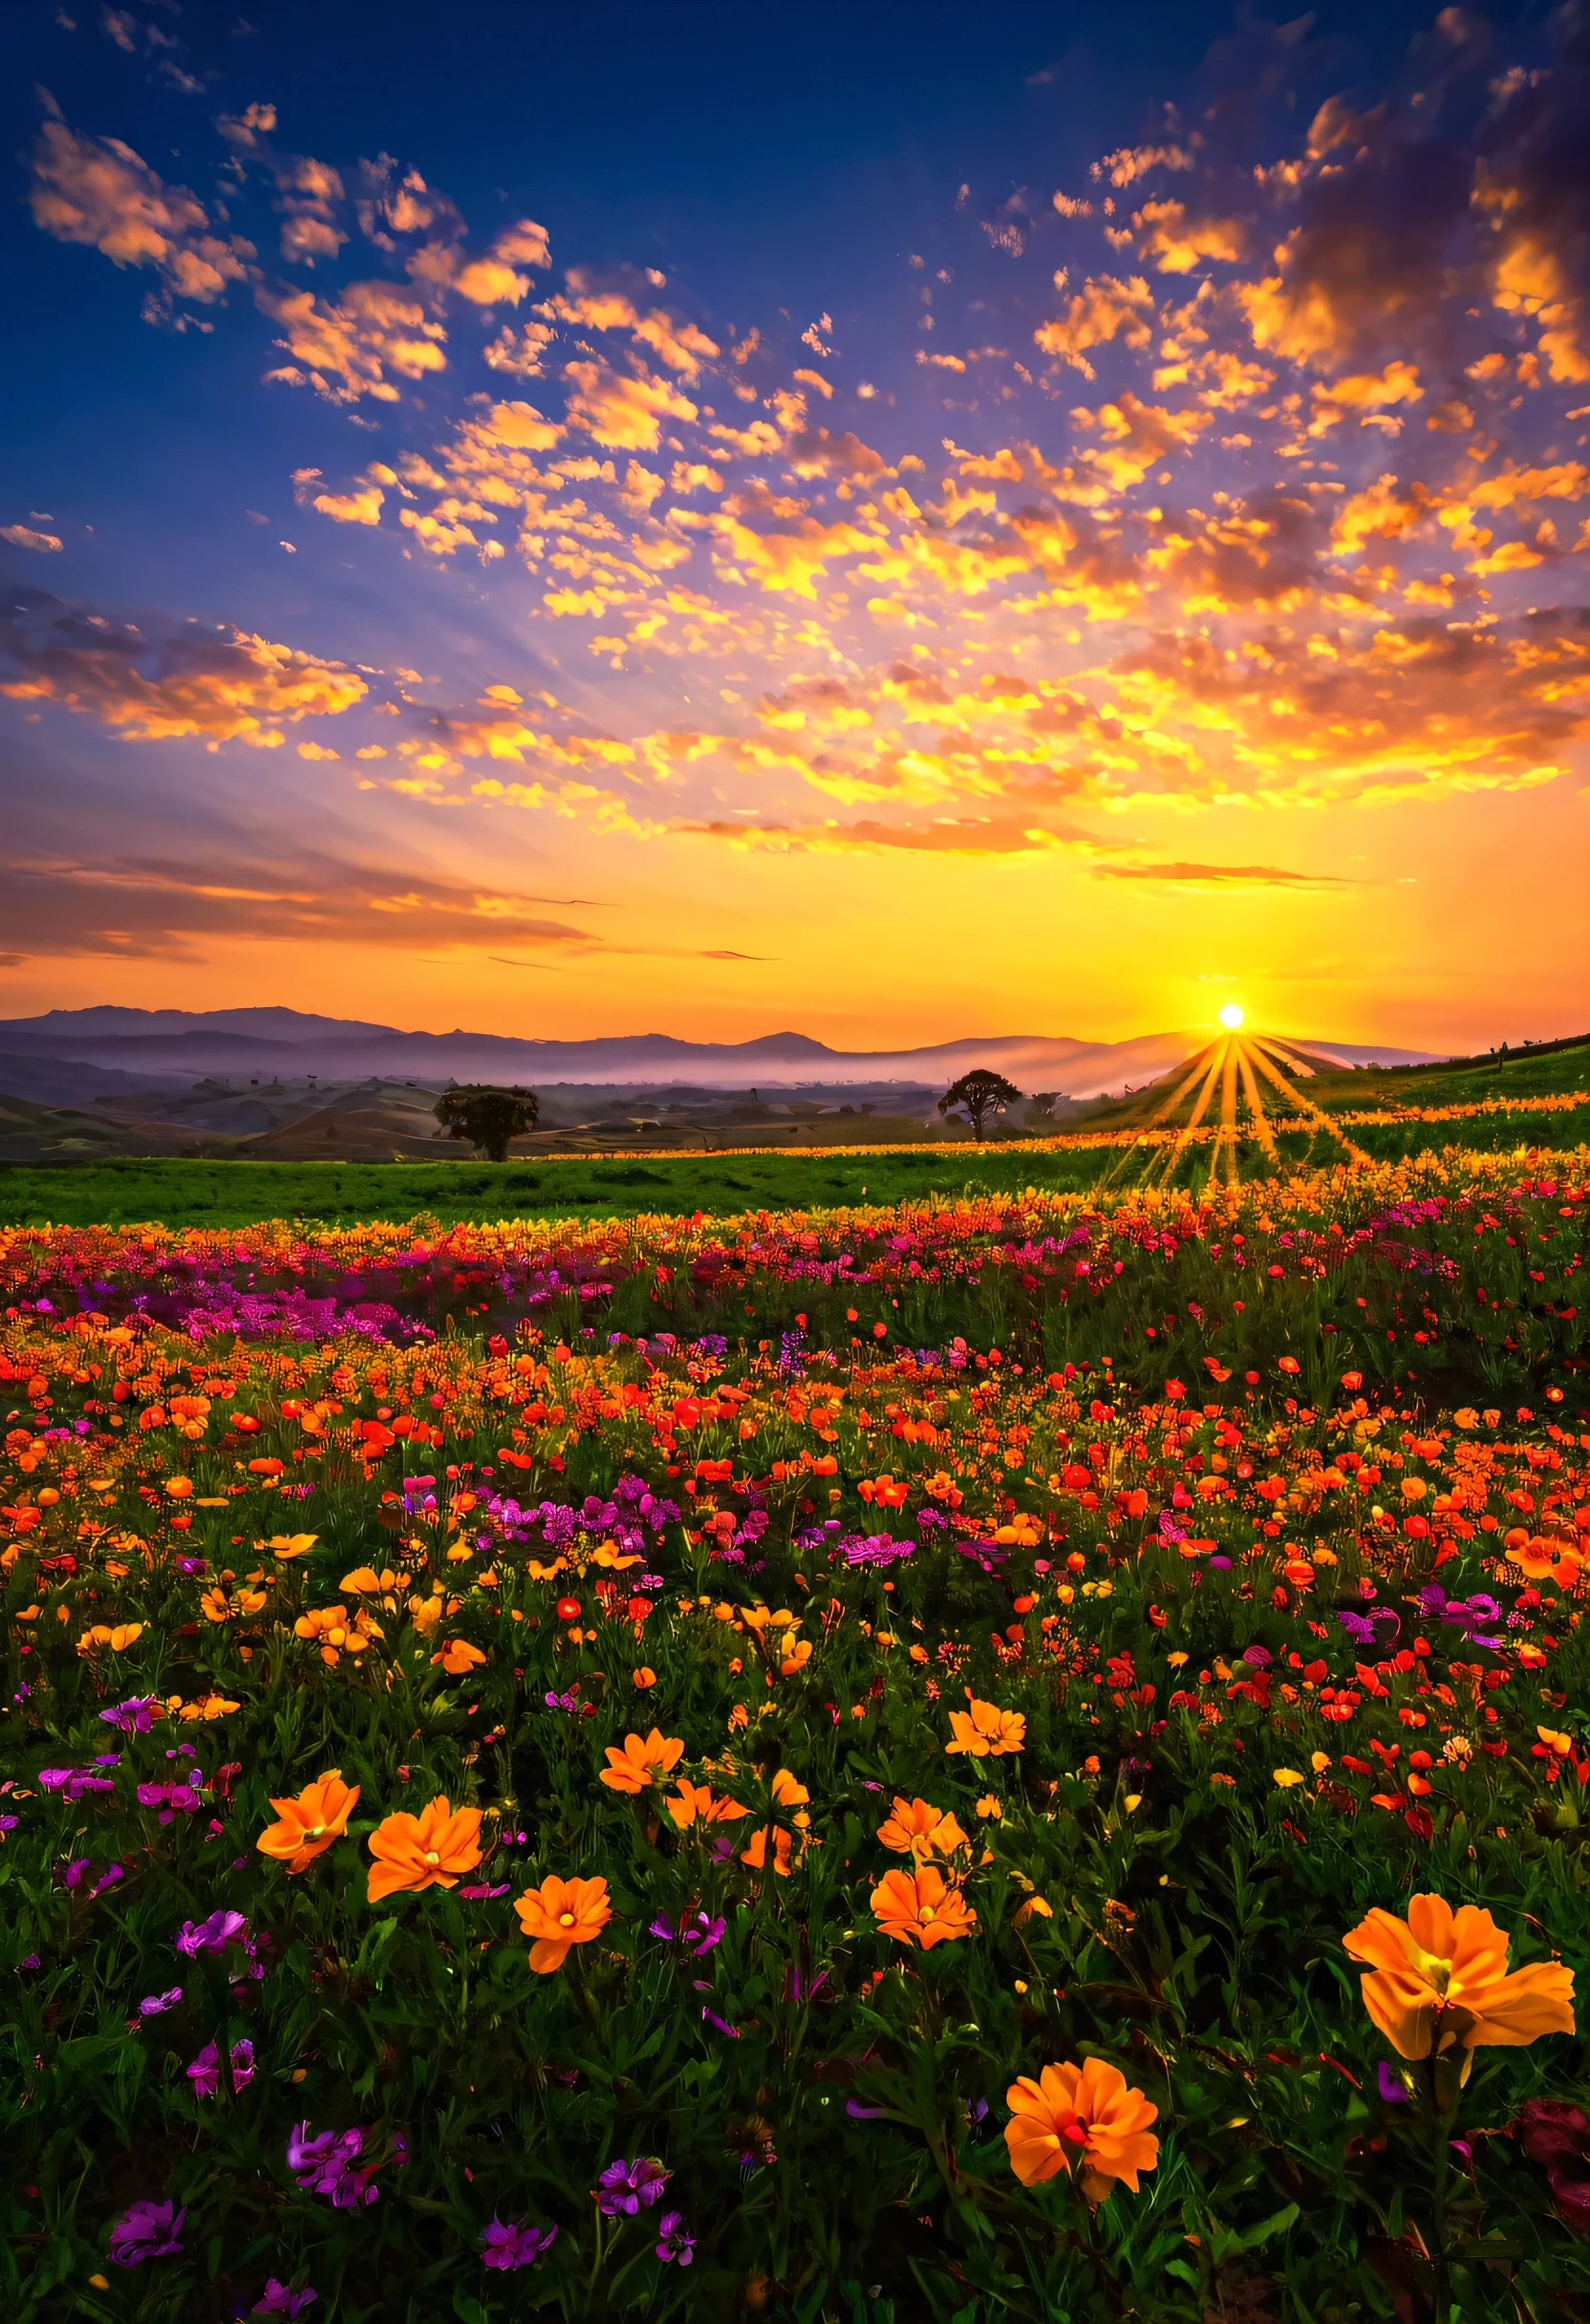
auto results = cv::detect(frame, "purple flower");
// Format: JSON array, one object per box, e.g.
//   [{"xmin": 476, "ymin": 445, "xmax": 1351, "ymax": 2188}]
[
  {"xmin": 38, "ymin": 1765, "xmax": 118, "ymax": 1801},
  {"xmin": 63, "ymin": 1856, "xmax": 93, "ymax": 1890},
  {"xmin": 596, "ymin": 2156, "xmax": 671, "ymax": 2216},
  {"xmin": 174, "ymin": 1908, "xmax": 247, "ymax": 1957},
  {"xmin": 287, "ymin": 2122, "xmax": 379, "ymax": 2207},
  {"xmin": 655, "ymin": 2211, "xmax": 696, "ymax": 2266},
  {"xmin": 1378, "ymin": 2061, "xmax": 1408, "ymax": 2104},
  {"xmin": 480, "ymin": 2218, "xmax": 558, "ymax": 2270},
  {"xmin": 458, "ymin": 1881, "xmax": 511, "ymax": 1900},
  {"xmin": 251, "ymin": 2280, "xmax": 317, "ymax": 2317},
  {"xmin": 140, "ymin": 1987, "xmax": 183, "ymax": 2016},
  {"xmin": 101, "ymin": 1695, "xmax": 160, "ymax": 1732},
  {"xmin": 109, "ymin": 2197, "xmax": 185, "ymax": 2267},
  {"xmin": 186, "ymin": 2037, "xmax": 255, "ymax": 2098},
  {"xmin": 1241, "ymin": 1644, "xmax": 1273, "ymax": 1668},
  {"xmin": 651, "ymin": 1910, "xmax": 725, "ymax": 1957}
]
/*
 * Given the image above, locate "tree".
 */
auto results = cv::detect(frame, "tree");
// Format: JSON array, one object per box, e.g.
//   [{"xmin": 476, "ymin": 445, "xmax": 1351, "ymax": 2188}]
[
  {"xmin": 434, "ymin": 1086, "xmax": 539, "ymax": 1162},
  {"xmin": 937, "ymin": 1068, "xmax": 1023, "ymax": 1142}
]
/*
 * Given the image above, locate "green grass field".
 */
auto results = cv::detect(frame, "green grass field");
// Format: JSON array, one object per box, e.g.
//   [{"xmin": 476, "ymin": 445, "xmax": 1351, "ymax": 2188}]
[
  {"xmin": 3, "ymin": 1086, "xmax": 1589, "ymax": 1230},
  {"xmin": 0, "ymin": 1145, "xmax": 1124, "ymax": 1227}
]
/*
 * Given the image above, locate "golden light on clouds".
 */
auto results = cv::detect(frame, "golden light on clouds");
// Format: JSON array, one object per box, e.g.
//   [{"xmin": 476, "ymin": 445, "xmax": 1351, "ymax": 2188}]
[{"xmin": 5, "ymin": 10, "xmax": 1589, "ymax": 1044}]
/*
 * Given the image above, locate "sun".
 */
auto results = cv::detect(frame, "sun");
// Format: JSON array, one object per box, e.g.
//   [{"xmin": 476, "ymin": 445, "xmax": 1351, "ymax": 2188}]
[{"xmin": 1217, "ymin": 1001, "xmax": 1245, "ymax": 1030}]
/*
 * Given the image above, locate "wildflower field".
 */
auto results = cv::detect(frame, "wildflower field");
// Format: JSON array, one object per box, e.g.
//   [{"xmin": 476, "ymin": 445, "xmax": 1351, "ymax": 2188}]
[{"xmin": 3, "ymin": 1150, "xmax": 1589, "ymax": 2322}]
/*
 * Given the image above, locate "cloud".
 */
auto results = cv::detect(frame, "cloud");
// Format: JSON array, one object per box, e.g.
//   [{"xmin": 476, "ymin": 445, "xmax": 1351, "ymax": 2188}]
[
  {"xmin": 1134, "ymin": 202, "xmax": 1247, "ymax": 273},
  {"xmin": 0, "ymin": 849, "xmax": 600, "ymax": 960},
  {"xmin": 1, "ymin": 525, "xmax": 64, "ymax": 552},
  {"xmin": 1474, "ymin": 32, "xmax": 1590, "ymax": 385},
  {"xmin": 292, "ymin": 468, "xmax": 385, "ymax": 526},
  {"xmin": 257, "ymin": 280, "xmax": 446, "ymax": 402},
  {"xmin": 563, "ymin": 359, "xmax": 698, "ymax": 449},
  {"xmin": 30, "ymin": 118, "xmax": 253, "ymax": 310},
  {"xmin": 1094, "ymin": 860, "xmax": 1343, "ymax": 886},
  {"xmin": 0, "ymin": 590, "xmax": 366, "ymax": 746},
  {"xmin": 1033, "ymin": 274, "xmax": 1154, "ymax": 378}
]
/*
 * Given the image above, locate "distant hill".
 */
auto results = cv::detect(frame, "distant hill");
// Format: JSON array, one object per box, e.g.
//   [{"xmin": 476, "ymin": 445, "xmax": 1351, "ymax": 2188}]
[{"xmin": 0, "ymin": 1007, "xmax": 1446, "ymax": 1100}]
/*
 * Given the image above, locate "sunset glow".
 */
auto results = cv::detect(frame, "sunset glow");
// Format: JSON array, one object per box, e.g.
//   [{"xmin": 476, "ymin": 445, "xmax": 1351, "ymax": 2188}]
[{"xmin": 2, "ymin": 0, "xmax": 1588, "ymax": 1049}]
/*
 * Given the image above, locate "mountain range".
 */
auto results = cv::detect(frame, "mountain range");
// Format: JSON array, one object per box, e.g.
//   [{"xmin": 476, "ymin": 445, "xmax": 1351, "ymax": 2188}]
[{"xmin": 0, "ymin": 1007, "xmax": 1443, "ymax": 1101}]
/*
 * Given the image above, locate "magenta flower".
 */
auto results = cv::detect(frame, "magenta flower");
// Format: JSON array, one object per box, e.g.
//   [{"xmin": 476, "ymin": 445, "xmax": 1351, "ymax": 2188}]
[
  {"xmin": 174, "ymin": 1908, "xmax": 247, "ymax": 1957},
  {"xmin": 252, "ymin": 2281, "xmax": 318, "ymax": 2317},
  {"xmin": 287, "ymin": 2122, "xmax": 380, "ymax": 2207},
  {"xmin": 186, "ymin": 2037, "xmax": 255, "ymax": 2098},
  {"xmin": 140, "ymin": 1987, "xmax": 183, "ymax": 2016},
  {"xmin": 101, "ymin": 1695, "xmax": 160, "ymax": 1732},
  {"xmin": 109, "ymin": 2197, "xmax": 185, "ymax": 2266},
  {"xmin": 480, "ymin": 2218, "xmax": 558, "ymax": 2270},
  {"xmin": 596, "ymin": 2156, "xmax": 670, "ymax": 2216},
  {"xmin": 655, "ymin": 2211, "xmax": 696, "ymax": 2266}
]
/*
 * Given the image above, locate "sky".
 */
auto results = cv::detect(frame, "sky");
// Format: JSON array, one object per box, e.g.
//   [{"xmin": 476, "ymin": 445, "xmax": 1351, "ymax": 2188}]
[{"xmin": 2, "ymin": 0, "xmax": 1588, "ymax": 1054}]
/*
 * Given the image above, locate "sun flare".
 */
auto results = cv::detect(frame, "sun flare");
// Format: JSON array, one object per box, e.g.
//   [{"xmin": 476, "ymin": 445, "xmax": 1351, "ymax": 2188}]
[{"xmin": 1217, "ymin": 1002, "xmax": 1245, "ymax": 1031}]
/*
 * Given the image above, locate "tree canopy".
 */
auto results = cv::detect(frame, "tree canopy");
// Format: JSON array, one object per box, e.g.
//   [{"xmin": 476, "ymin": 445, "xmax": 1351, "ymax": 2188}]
[
  {"xmin": 433, "ymin": 1086, "xmax": 539, "ymax": 1163},
  {"xmin": 937, "ymin": 1068, "xmax": 1023, "ymax": 1142}
]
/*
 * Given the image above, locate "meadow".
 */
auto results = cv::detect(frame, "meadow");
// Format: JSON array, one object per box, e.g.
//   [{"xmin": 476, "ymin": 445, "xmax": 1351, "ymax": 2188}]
[{"xmin": 3, "ymin": 1148, "xmax": 1588, "ymax": 2322}]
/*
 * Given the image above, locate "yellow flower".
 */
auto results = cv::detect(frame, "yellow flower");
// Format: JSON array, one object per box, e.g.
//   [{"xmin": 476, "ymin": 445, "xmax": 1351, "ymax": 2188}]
[{"xmin": 1273, "ymin": 1768, "xmax": 1306, "ymax": 1788}]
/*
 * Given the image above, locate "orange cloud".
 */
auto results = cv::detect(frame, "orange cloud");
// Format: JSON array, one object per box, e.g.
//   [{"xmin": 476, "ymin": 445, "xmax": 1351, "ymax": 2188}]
[
  {"xmin": 1033, "ymin": 274, "xmax": 1154, "ymax": 377},
  {"xmin": 30, "ymin": 120, "xmax": 253, "ymax": 310},
  {"xmin": 1, "ymin": 596, "xmax": 367, "ymax": 746},
  {"xmin": 564, "ymin": 359, "xmax": 698, "ymax": 449},
  {"xmin": 258, "ymin": 280, "xmax": 446, "ymax": 402}
]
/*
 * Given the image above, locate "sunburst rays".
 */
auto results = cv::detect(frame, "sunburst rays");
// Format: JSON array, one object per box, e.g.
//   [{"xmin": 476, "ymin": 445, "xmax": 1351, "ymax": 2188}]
[{"xmin": 1105, "ymin": 1025, "xmax": 1369, "ymax": 1191}]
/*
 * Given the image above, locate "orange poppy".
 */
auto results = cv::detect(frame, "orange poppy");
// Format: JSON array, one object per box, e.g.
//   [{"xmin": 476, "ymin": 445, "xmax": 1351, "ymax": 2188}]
[
  {"xmin": 598, "ymin": 1728, "xmax": 686, "ymax": 1795},
  {"xmin": 514, "ymin": 1873, "xmax": 613, "ymax": 1972},
  {"xmin": 256, "ymin": 1769, "xmax": 359, "ymax": 1875},
  {"xmin": 1004, "ymin": 2057, "xmax": 1159, "ymax": 2201},
  {"xmin": 946, "ymin": 1694, "xmax": 1026, "ymax": 1758},
  {"xmin": 870, "ymin": 1864, "xmax": 977, "ymax": 1948},
  {"xmin": 877, "ymin": 1796, "xmax": 970, "ymax": 1860},
  {"xmin": 1343, "ymin": 1893, "xmax": 1575, "ymax": 2073},
  {"xmin": 367, "ymin": 1796, "xmax": 483, "ymax": 1904}
]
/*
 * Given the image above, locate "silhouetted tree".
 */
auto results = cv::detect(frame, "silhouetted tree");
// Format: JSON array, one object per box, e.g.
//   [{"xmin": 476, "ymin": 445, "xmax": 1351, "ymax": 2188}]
[
  {"xmin": 937, "ymin": 1068, "xmax": 1022, "ymax": 1142},
  {"xmin": 434, "ymin": 1086, "xmax": 539, "ymax": 1162}
]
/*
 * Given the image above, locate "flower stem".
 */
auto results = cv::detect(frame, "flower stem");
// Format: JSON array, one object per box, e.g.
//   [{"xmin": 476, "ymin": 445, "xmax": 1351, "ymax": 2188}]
[{"xmin": 1426, "ymin": 2053, "xmax": 1454, "ymax": 2324}]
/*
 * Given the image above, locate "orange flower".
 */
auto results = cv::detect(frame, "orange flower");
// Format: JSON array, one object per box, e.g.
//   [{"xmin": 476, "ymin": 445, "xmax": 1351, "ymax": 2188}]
[
  {"xmin": 877, "ymin": 1796, "xmax": 970, "ymax": 1860},
  {"xmin": 256, "ymin": 1769, "xmax": 359, "ymax": 1875},
  {"xmin": 1343, "ymin": 1893, "xmax": 1575, "ymax": 2071},
  {"xmin": 870, "ymin": 1864, "xmax": 977, "ymax": 1948},
  {"xmin": 633, "ymin": 1667, "xmax": 656, "ymax": 1689},
  {"xmin": 430, "ymin": 1638, "xmax": 487, "ymax": 1675},
  {"xmin": 946, "ymin": 1694, "xmax": 1026, "ymax": 1758},
  {"xmin": 741, "ymin": 1824, "xmax": 795, "ymax": 1877},
  {"xmin": 514, "ymin": 1873, "xmax": 612, "ymax": 1972},
  {"xmin": 1004, "ymin": 2058, "xmax": 1159, "ymax": 2201},
  {"xmin": 665, "ymin": 1777, "xmax": 748, "ymax": 1830},
  {"xmin": 598, "ymin": 1728, "xmax": 686, "ymax": 1795},
  {"xmin": 367, "ymin": 1796, "xmax": 483, "ymax": 1904}
]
